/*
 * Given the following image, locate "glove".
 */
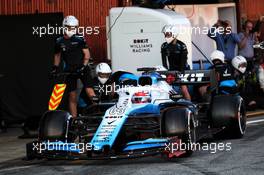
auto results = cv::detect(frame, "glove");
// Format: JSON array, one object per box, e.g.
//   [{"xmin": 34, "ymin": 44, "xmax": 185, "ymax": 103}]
[
  {"xmin": 49, "ymin": 65, "xmax": 59, "ymax": 78},
  {"xmin": 169, "ymin": 90, "xmax": 182, "ymax": 101},
  {"xmin": 91, "ymin": 96, "xmax": 100, "ymax": 104}
]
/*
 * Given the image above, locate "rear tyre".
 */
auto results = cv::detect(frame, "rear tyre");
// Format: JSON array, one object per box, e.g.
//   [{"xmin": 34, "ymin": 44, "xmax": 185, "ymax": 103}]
[
  {"xmin": 211, "ymin": 95, "xmax": 246, "ymax": 139},
  {"xmin": 230, "ymin": 102, "xmax": 246, "ymax": 138}
]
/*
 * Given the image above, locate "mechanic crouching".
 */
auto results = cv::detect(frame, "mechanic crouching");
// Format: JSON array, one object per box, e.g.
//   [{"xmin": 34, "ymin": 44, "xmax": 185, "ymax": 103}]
[
  {"xmin": 198, "ymin": 50, "xmax": 233, "ymax": 99},
  {"xmin": 50, "ymin": 15, "xmax": 96, "ymax": 118},
  {"xmin": 78, "ymin": 63, "xmax": 113, "ymax": 114},
  {"xmin": 231, "ymin": 56, "xmax": 260, "ymax": 110},
  {"xmin": 161, "ymin": 24, "xmax": 191, "ymax": 101}
]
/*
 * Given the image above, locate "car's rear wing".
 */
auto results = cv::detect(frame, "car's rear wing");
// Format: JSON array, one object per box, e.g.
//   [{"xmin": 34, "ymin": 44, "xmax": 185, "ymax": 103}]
[
  {"xmin": 137, "ymin": 67, "xmax": 218, "ymax": 90},
  {"xmin": 158, "ymin": 69, "xmax": 217, "ymax": 88}
]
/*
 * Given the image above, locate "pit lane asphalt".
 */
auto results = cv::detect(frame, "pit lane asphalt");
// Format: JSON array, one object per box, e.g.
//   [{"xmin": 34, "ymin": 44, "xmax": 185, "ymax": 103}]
[{"xmin": 0, "ymin": 116, "xmax": 264, "ymax": 175}]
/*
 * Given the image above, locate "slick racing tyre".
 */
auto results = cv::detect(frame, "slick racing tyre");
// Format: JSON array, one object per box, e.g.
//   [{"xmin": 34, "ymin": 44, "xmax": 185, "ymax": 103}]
[
  {"xmin": 211, "ymin": 95, "xmax": 246, "ymax": 139},
  {"xmin": 161, "ymin": 107, "xmax": 196, "ymax": 158},
  {"xmin": 39, "ymin": 110, "xmax": 74, "ymax": 141}
]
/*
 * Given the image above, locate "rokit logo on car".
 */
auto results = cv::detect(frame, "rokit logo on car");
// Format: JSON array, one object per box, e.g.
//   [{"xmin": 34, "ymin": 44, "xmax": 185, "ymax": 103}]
[
  {"xmin": 105, "ymin": 116, "xmax": 123, "ymax": 119},
  {"xmin": 105, "ymin": 116, "xmax": 122, "ymax": 125},
  {"xmin": 179, "ymin": 73, "xmax": 205, "ymax": 82}
]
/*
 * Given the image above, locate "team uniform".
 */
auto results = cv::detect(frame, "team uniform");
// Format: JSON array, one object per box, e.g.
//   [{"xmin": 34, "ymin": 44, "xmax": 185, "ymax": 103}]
[
  {"xmin": 211, "ymin": 63, "xmax": 234, "ymax": 81},
  {"xmin": 212, "ymin": 63, "xmax": 239, "ymax": 94},
  {"xmin": 78, "ymin": 78, "xmax": 112, "ymax": 108},
  {"xmin": 161, "ymin": 40, "xmax": 189, "ymax": 72},
  {"xmin": 161, "ymin": 40, "xmax": 191, "ymax": 100},
  {"xmin": 54, "ymin": 34, "xmax": 93, "ymax": 92},
  {"xmin": 78, "ymin": 71, "xmax": 138, "ymax": 108}
]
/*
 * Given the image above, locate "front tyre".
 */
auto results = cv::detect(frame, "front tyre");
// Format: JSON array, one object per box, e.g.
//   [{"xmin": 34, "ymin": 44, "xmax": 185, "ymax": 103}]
[
  {"xmin": 182, "ymin": 114, "xmax": 196, "ymax": 157},
  {"xmin": 161, "ymin": 107, "xmax": 196, "ymax": 158}
]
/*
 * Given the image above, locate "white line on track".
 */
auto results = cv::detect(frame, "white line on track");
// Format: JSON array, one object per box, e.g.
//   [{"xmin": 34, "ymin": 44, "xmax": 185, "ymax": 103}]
[
  {"xmin": 247, "ymin": 119, "xmax": 264, "ymax": 124},
  {"xmin": 0, "ymin": 165, "xmax": 33, "ymax": 173}
]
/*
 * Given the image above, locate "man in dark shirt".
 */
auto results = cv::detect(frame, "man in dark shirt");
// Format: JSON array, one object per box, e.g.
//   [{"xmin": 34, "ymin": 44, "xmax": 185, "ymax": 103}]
[
  {"xmin": 51, "ymin": 15, "xmax": 95, "ymax": 118},
  {"xmin": 161, "ymin": 25, "xmax": 191, "ymax": 100}
]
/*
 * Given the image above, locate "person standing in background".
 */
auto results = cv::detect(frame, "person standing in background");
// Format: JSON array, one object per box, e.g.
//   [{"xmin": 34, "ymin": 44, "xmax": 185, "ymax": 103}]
[
  {"xmin": 208, "ymin": 20, "xmax": 241, "ymax": 62},
  {"xmin": 238, "ymin": 20, "xmax": 259, "ymax": 71}
]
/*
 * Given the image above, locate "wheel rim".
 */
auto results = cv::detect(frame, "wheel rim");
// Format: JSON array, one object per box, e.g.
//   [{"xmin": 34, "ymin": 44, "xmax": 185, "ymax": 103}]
[
  {"xmin": 238, "ymin": 109, "xmax": 246, "ymax": 135},
  {"xmin": 188, "ymin": 113, "xmax": 196, "ymax": 144}
]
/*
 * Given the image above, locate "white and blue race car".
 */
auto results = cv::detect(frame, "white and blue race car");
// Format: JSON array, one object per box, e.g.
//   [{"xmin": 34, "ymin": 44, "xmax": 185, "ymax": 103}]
[{"xmin": 26, "ymin": 67, "xmax": 246, "ymax": 160}]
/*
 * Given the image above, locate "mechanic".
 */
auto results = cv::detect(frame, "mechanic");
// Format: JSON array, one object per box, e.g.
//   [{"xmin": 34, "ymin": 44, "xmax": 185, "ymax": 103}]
[
  {"xmin": 51, "ymin": 15, "xmax": 96, "ymax": 118},
  {"xmin": 231, "ymin": 56, "xmax": 247, "ymax": 83},
  {"xmin": 161, "ymin": 24, "xmax": 191, "ymax": 101},
  {"xmin": 232, "ymin": 55, "xmax": 264, "ymax": 110},
  {"xmin": 208, "ymin": 20, "xmax": 241, "ymax": 62},
  {"xmin": 198, "ymin": 50, "xmax": 233, "ymax": 98},
  {"xmin": 78, "ymin": 63, "xmax": 113, "ymax": 112},
  {"xmin": 78, "ymin": 65, "xmax": 139, "ymax": 113},
  {"xmin": 231, "ymin": 55, "xmax": 258, "ymax": 110}
]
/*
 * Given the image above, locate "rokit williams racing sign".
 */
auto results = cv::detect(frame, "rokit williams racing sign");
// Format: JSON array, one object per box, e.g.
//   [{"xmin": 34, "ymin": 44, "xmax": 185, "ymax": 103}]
[{"xmin": 130, "ymin": 39, "xmax": 153, "ymax": 53}]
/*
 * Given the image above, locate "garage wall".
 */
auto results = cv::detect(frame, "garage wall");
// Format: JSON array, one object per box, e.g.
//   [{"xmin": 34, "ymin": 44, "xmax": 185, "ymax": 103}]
[
  {"xmin": 237, "ymin": 0, "xmax": 264, "ymax": 40},
  {"xmin": 0, "ymin": 13, "xmax": 63, "ymax": 123},
  {"xmin": 239, "ymin": 0, "xmax": 264, "ymax": 20},
  {"xmin": 168, "ymin": 3, "xmax": 237, "ymax": 61},
  {"xmin": 0, "ymin": 0, "xmax": 119, "ymax": 62}
]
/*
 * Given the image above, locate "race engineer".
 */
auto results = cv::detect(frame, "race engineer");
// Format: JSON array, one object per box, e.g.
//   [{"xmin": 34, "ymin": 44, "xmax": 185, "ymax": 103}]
[
  {"xmin": 50, "ymin": 15, "xmax": 96, "ymax": 118},
  {"xmin": 161, "ymin": 24, "xmax": 191, "ymax": 100}
]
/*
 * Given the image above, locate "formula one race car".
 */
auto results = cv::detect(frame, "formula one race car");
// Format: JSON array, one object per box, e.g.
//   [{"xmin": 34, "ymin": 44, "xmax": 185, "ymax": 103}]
[{"xmin": 26, "ymin": 67, "xmax": 246, "ymax": 160}]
